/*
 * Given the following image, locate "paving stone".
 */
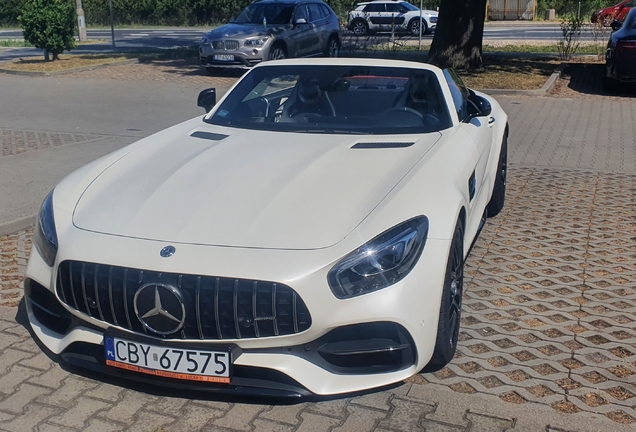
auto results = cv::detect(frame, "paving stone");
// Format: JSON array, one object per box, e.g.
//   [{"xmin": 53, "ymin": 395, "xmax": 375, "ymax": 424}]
[
  {"xmin": 210, "ymin": 403, "xmax": 267, "ymax": 431},
  {"xmin": 83, "ymin": 418, "xmax": 125, "ymax": 432},
  {"xmin": 19, "ymin": 352, "xmax": 54, "ymax": 371},
  {"xmin": 0, "ymin": 348, "xmax": 32, "ymax": 375},
  {"xmin": 0, "ymin": 402, "xmax": 59, "ymax": 432},
  {"xmin": 0, "ymin": 383, "xmax": 51, "ymax": 414},
  {"xmin": 47, "ymin": 397, "xmax": 111, "ymax": 429},
  {"xmin": 377, "ymin": 397, "xmax": 435, "ymax": 431},
  {"xmin": 330, "ymin": 405, "xmax": 386, "ymax": 432},
  {"xmin": 305, "ymin": 399, "xmax": 349, "ymax": 419},
  {"xmin": 83, "ymin": 382, "xmax": 124, "ymax": 402},
  {"xmin": 465, "ymin": 411, "xmax": 515, "ymax": 432},
  {"xmin": 164, "ymin": 403, "xmax": 225, "ymax": 431},
  {"xmin": 126, "ymin": 410, "xmax": 176, "ymax": 432},
  {"xmin": 38, "ymin": 376, "xmax": 98, "ymax": 407},
  {"xmin": 259, "ymin": 403, "xmax": 307, "ymax": 425},
  {"xmin": 250, "ymin": 418, "xmax": 295, "ymax": 432},
  {"xmin": 0, "ymin": 364, "xmax": 42, "ymax": 395},
  {"xmin": 28, "ymin": 364, "xmax": 68, "ymax": 389},
  {"xmin": 295, "ymin": 412, "xmax": 341, "ymax": 432},
  {"xmin": 98, "ymin": 391, "xmax": 157, "ymax": 425},
  {"xmin": 349, "ymin": 391, "xmax": 392, "ymax": 411}
]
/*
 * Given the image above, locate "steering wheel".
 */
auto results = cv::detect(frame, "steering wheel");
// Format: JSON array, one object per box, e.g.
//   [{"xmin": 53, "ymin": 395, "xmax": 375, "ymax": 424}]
[{"xmin": 383, "ymin": 107, "xmax": 424, "ymax": 119}]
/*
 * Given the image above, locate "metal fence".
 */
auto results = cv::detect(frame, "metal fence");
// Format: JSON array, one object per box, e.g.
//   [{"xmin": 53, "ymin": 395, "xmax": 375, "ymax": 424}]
[{"xmin": 488, "ymin": 0, "xmax": 536, "ymax": 21}]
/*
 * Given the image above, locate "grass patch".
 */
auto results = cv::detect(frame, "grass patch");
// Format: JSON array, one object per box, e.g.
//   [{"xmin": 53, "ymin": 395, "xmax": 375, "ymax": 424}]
[
  {"xmin": 482, "ymin": 44, "xmax": 599, "ymax": 54},
  {"xmin": 1, "ymin": 53, "xmax": 132, "ymax": 72},
  {"xmin": 458, "ymin": 57, "xmax": 558, "ymax": 90},
  {"xmin": 0, "ymin": 47, "xmax": 199, "ymax": 72},
  {"xmin": 0, "ymin": 39, "xmax": 33, "ymax": 47}
]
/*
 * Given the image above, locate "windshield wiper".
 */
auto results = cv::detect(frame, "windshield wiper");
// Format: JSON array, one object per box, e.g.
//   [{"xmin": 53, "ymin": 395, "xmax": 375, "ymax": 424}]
[{"xmin": 291, "ymin": 128, "xmax": 373, "ymax": 135}]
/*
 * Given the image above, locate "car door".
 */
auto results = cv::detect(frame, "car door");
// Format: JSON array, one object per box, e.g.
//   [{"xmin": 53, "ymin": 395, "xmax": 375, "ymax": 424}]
[
  {"xmin": 385, "ymin": 2, "xmax": 407, "ymax": 30},
  {"xmin": 307, "ymin": 3, "xmax": 326, "ymax": 54},
  {"xmin": 362, "ymin": 2, "xmax": 386, "ymax": 31},
  {"xmin": 291, "ymin": 4, "xmax": 317, "ymax": 56},
  {"xmin": 443, "ymin": 69, "xmax": 494, "ymax": 211}
]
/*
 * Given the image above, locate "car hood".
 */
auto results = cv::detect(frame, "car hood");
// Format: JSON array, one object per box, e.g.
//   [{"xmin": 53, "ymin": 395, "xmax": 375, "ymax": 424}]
[
  {"xmin": 73, "ymin": 125, "xmax": 441, "ymax": 250},
  {"xmin": 207, "ymin": 23, "xmax": 286, "ymax": 39}
]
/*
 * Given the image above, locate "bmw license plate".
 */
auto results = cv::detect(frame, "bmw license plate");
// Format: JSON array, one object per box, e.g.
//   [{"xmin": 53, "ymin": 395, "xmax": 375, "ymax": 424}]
[
  {"xmin": 213, "ymin": 54, "xmax": 234, "ymax": 62},
  {"xmin": 104, "ymin": 336, "xmax": 231, "ymax": 383}
]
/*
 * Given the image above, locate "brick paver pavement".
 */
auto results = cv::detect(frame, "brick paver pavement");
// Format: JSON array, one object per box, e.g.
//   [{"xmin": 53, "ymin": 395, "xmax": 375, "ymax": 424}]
[{"xmin": 0, "ymin": 65, "xmax": 635, "ymax": 431}]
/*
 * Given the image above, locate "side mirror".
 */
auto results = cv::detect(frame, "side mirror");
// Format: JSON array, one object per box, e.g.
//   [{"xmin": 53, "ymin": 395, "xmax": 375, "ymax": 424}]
[
  {"xmin": 610, "ymin": 19, "xmax": 622, "ymax": 31},
  {"xmin": 295, "ymin": 18, "xmax": 308, "ymax": 25},
  {"xmin": 229, "ymin": 16, "xmax": 235, "ymax": 23},
  {"xmin": 467, "ymin": 92, "xmax": 492, "ymax": 120},
  {"xmin": 197, "ymin": 88, "xmax": 217, "ymax": 113}
]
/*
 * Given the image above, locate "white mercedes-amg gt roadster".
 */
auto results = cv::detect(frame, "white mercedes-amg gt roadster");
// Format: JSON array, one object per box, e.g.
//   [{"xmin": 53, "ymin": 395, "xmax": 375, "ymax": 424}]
[{"xmin": 25, "ymin": 58, "xmax": 508, "ymax": 397}]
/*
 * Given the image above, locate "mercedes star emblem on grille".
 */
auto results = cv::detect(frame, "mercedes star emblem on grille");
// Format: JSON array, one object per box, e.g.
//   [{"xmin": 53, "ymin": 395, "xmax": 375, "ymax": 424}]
[
  {"xmin": 160, "ymin": 245, "xmax": 176, "ymax": 257},
  {"xmin": 133, "ymin": 283, "xmax": 186, "ymax": 335}
]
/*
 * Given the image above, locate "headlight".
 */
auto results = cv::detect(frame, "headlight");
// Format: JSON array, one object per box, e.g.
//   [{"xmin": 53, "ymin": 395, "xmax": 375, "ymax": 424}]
[
  {"xmin": 328, "ymin": 216, "xmax": 429, "ymax": 299},
  {"xmin": 34, "ymin": 190, "xmax": 58, "ymax": 267},
  {"xmin": 245, "ymin": 37, "xmax": 269, "ymax": 47},
  {"xmin": 200, "ymin": 36, "xmax": 209, "ymax": 45}
]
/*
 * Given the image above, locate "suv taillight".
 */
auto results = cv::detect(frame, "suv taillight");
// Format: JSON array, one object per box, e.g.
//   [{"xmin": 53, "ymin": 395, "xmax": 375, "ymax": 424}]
[{"xmin": 616, "ymin": 41, "xmax": 636, "ymax": 56}]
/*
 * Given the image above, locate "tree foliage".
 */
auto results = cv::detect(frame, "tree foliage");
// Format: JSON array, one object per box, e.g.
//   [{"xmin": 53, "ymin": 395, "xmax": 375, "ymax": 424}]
[{"xmin": 19, "ymin": 0, "xmax": 76, "ymax": 60}]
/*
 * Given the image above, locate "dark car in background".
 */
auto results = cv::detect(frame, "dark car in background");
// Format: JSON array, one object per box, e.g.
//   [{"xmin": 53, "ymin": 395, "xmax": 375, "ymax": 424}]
[
  {"xmin": 199, "ymin": 0, "xmax": 341, "ymax": 71},
  {"xmin": 605, "ymin": 8, "xmax": 636, "ymax": 89},
  {"xmin": 592, "ymin": 0, "xmax": 635, "ymax": 26}
]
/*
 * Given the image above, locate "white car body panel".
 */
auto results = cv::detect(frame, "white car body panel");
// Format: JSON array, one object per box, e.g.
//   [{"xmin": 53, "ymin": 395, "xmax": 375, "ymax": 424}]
[{"xmin": 25, "ymin": 58, "xmax": 508, "ymax": 396}]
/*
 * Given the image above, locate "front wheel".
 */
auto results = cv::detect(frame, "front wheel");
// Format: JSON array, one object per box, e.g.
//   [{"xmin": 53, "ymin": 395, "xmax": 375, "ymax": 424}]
[
  {"xmin": 325, "ymin": 36, "xmax": 339, "ymax": 57},
  {"xmin": 409, "ymin": 19, "xmax": 427, "ymax": 36},
  {"xmin": 351, "ymin": 19, "xmax": 368, "ymax": 35},
  {"xmin": 268, "ymin": 44, "xmax": 286, "ymax": 61},
  {"xmin": 424, "ymin": 220, "xmax": 464, "ymax": 372},
  {"xmin": 486, "ymin": 132, "xmax": 508, "ymax": 217}
]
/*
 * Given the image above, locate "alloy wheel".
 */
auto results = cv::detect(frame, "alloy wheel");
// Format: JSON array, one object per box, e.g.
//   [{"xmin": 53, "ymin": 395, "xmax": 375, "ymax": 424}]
[{"xmin": 447, "ymin": 232, "xmax": 464, "ymax": 350}]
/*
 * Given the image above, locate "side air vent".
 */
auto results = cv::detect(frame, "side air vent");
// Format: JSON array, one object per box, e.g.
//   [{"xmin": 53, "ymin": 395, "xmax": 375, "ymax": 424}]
[
  {"xmin": 351, "ymin": 142, "xmax": 415, "ymax": 149},
  {"xmin": 190, "ymin": 131, "xmax": 228, "ymax": 141}
]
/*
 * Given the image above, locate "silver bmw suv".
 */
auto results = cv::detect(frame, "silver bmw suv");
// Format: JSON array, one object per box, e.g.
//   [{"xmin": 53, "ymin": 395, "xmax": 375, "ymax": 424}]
[{"xmin": 200, "ymin": 0, "xmax": 341, "ymax": 71}]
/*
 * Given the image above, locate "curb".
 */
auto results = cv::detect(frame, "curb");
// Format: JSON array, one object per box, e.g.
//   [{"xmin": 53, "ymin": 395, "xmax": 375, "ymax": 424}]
[
  {"xmin": 476, "ymin": 63, "xmax": 566, "ymax": 96},
  {"xmin": 0, "ymin": 58, "xmax": 138, "ymax": 76},
  {"xmin": 0, "ymin": 215, "xmax": 35, "ymax": 238}
]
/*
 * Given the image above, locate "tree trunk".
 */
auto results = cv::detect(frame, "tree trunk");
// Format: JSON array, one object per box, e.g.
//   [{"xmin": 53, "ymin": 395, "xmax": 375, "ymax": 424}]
[
  {"xmin": 44, "ymin": 50, "xmax": 50, "ymax": 61},
  {"xmin": 428, "ymin": 0, "xmax": 487, "ymax": 70}
]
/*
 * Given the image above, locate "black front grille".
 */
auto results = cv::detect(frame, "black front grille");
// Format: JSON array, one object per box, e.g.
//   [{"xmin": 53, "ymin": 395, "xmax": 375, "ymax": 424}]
[{"xmin": 56, "ymin": 261, "xmax": 312, "ymax": 340}]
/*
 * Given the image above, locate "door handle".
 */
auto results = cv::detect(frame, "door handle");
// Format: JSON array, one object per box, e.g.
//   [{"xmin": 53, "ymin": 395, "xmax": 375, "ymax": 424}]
[{"xmin": 488, "ymin": 116, "xmax": 496, "ymax": 127}]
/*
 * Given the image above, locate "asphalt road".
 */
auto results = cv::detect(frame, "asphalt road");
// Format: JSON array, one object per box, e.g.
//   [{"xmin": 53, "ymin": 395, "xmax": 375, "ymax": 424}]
[{"xmin": 0, "ymin": 23, "xmax": 602, "ymax": 45}]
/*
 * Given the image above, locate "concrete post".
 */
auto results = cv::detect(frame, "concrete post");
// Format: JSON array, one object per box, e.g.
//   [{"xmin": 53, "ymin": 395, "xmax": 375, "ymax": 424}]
[{"xmin": 75, "ymin": 0, "xmax": 87, "ymax": 42}]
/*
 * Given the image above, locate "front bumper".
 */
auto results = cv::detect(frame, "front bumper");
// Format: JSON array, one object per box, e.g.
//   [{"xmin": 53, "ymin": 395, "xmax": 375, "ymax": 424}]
[
  {"xmin": 25, "ymin": 225, "xmax": 451, "ymax": 396},
  {"xmin": 199, "ymin": 44, "xmax": 267, "ymax": 69}
]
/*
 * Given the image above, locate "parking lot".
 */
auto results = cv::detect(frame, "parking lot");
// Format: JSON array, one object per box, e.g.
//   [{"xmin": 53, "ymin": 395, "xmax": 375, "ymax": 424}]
[{"xmin": 0, "ymin": 60, "xmax": 634, "ymax": 431}]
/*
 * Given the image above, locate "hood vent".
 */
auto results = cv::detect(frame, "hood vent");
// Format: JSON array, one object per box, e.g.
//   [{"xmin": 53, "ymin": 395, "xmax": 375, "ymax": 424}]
[
  {"xmin": 190, "ymin": 131, "xmax": 229, "ymax": 141},
  {"xmin": 352, "ymin": 142, "xmax": 415, "ymax": 149}
]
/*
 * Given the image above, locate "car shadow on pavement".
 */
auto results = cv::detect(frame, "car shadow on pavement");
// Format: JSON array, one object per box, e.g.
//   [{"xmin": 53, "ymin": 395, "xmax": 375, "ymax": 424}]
[
  {"xmin": 563, "ymin": 63, "xmax": 636, "ymax": 97},
  {"xmin": 137, "ymin": 53, "xmax": 246, "ymax": 79},
  {"xmin": 13, "ymin": 298, "xmax": 401, "ymax": 404}
]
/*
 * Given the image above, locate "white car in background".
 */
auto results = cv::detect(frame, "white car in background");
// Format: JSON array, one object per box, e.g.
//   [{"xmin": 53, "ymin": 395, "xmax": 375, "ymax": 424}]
[
  {"xmin": 25, "ymin": 58, "xmax": 508, "ymax": 397},
  {"xmin": 348, "ymin": 0, "xmax": 438, "ymax": 35}
]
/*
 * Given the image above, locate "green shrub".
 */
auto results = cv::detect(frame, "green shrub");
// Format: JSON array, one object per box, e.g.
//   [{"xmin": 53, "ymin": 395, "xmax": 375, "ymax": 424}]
[{"xmin": 19, "ymin": 0, "xmax": 76, "ymax": 60}]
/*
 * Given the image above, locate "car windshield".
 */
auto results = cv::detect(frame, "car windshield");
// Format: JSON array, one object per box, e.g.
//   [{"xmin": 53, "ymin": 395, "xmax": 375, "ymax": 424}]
[
  {"xmin": 205, "ymin": 65, "xmax": 452, "ymax": 135},
  {"xmin": 234, "ymin": 3, "xmax": 294, "ymax": 24},
  {"xmin": 400, "ymin": 2, "xmax": 419, "ymax": 11}
]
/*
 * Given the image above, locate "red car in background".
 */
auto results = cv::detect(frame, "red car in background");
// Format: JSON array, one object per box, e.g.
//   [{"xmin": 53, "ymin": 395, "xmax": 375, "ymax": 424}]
[{"xmin": 592, "ymin": 0, "xmax": 635, "ymax": 26}]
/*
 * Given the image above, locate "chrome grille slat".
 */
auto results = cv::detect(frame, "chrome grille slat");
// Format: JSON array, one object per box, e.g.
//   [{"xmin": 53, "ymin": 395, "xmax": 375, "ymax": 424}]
[
  {"xmin": 122, "ymin": 269, "xmax": 132, "ymax": 329},
  {"xmin": 233, "ymin": 280, "xmax": 241, "ymax": 339},
  {"xmin": 108, "ymin": 267, "xmax": 118, "ymax": 326},
  {"xmin": 272, "ymin": 283, "xmax": 279, "ymax": 336},
  {"xmin": 214, "ymin": 278, "xmax": 222, "ymax": 339},
  {"xmin": 225, "ymin": 40, "xmax": 239, "ymax": 50},
  {"xmin": 56, "ymin": 261, "xmax": 311, "ymax": 341},
  {"xmin": 68, "ymin": 262, "xmax": 79, "ymax": 310},
  {"xmin": 94, "ymin": 264, "xmax": 104, "ymax": 320},
  {"xmin": 196, "ymin": 276, "xmax": 203, "ymax": 339}
]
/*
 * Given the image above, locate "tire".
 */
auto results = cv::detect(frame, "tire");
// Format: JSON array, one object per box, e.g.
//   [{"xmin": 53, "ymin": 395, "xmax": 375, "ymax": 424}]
[
  {"xmin": 408, "ymin": 18, "xmax": 427, "ymax": 36},
  {"xmin": 351, "ymin": 19, "xmax": 368, "ymax": 35},
  {"xmin": 325, "ymin": 36, "xmax": 339, "ymax": 58},
  {"xmin": 424, "ymin": 219, "xmax": 464, "ymax": 372},
  {"xmin": 268, "ymin": 43, "xmax": 286, "ymax": 61},
  {"xmin": 486, "ymin": 131, "xmax": 507, "ymax": 218}
]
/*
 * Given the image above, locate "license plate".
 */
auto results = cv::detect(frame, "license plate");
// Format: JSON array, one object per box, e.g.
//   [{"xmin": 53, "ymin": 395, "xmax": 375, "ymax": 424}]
[
  {"xmin": 104, "ymin": 336, "xmax": 231, "ymax": 383},
  {"xmin": 213, "ymin": 54, "xmax": 234, "ymax": 62}
]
